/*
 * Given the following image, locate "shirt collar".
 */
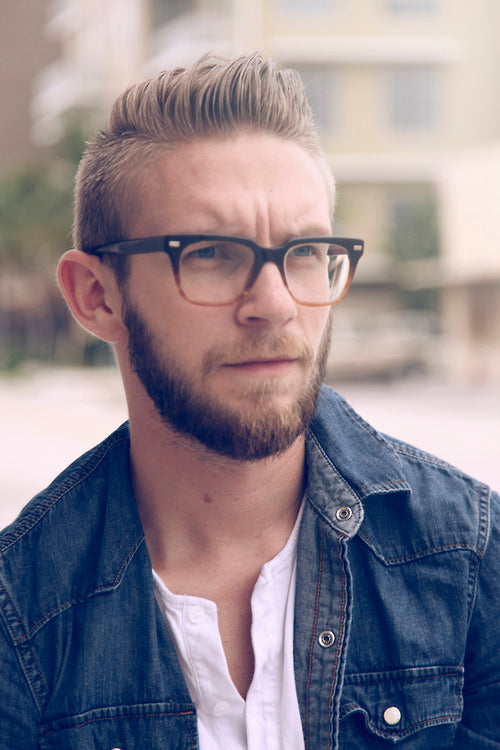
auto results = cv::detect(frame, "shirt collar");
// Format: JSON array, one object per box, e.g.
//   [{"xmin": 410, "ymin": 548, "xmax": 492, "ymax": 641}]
[{"xmin": 304, "ymin": 387, "xmax": 411, "ymax": 536}]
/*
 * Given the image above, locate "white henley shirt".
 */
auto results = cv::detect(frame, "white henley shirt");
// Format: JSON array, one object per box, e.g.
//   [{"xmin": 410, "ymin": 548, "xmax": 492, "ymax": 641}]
[{"xmin": 153, "ymin": 503, "xmax": 305, "ymax": 750}]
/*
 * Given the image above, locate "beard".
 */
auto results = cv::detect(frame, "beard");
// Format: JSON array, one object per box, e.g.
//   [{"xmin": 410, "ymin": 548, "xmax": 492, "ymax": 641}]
[{"xmin": 122, "ymin": 297, "xmax": 332, "ymax": 461}]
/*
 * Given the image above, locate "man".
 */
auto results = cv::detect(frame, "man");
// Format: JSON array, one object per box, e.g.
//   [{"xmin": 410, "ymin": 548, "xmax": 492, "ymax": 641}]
[{"xmin": 0, "ymin": 53, "xmax": 498, "ymax": 749}]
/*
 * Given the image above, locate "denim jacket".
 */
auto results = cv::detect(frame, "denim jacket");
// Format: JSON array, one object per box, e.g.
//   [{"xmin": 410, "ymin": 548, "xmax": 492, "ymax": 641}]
[{"xmin": 0, "ymin": 386, "xmax": 499, "ymax": 749}]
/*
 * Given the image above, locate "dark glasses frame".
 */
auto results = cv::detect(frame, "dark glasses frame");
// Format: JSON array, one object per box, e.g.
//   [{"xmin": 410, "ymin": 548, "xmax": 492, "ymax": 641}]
[{"xmin": 89, "ymin": 233, "xmax": 364, "ymax": 307}]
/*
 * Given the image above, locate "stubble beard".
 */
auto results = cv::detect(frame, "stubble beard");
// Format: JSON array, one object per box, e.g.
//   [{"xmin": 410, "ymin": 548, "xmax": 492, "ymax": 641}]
[{"xmin": 123, "ymin": 298, "xmax": 332, "ymax": 461}]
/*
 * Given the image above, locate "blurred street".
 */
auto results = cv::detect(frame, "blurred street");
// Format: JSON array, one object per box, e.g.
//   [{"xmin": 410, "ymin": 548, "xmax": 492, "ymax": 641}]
[{"xmin": 1, "ymin": 366, "xmax": 498, "ymax": 530}]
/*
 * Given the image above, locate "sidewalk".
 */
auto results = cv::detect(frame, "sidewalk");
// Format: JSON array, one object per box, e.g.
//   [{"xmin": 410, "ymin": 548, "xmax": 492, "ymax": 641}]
[{"xmin": 1, "ymin": 366, "xmax": 499, "ymax": 529}]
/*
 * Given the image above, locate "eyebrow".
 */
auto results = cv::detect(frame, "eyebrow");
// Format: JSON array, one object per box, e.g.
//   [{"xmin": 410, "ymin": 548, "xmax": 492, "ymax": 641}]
[
  {"xmin": 294, "ymin": 226, "xmax": 334, "ymax": 238},
  {"xmin": 189, "ymin": 225, "xmax": 334, "ymax": 243}
]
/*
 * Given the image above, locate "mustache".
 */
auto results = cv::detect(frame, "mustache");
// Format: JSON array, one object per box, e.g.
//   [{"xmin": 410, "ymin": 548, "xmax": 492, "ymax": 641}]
[{"xmin": 201, "ymin": 332, "xmax": 314, "ymax": 375}]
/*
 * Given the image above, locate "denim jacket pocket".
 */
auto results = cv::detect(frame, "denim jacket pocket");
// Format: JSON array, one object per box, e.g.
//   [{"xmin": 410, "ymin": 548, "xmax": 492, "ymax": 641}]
[
  {"xmin": 40, "ymin": 702, "xmax": 198, "ymax": 750},
  {"xmin": 339, "ymin": 665, "xmax": 463, "ymax": 747}
]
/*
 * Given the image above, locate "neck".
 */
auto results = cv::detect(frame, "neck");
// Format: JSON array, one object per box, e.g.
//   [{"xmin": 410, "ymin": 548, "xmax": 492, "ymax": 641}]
[{"xmin": 129, "ymin": 414, "xmax": 307, "ymax": 578}]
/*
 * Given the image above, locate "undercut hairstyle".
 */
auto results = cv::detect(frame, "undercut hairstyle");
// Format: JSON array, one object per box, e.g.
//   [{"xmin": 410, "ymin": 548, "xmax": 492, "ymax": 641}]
[{"xmin": 73, "ymin": 52, "xmax": 334, "ymax": 281}]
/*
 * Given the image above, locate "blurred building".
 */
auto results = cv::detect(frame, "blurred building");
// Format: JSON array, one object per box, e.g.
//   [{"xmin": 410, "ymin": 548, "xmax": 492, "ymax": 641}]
[
  {"xmin": 0, "ymin": 0, "xmax": 57, "ymax": 171},
  {"xmin": 439, "ymin": 142, "xmax": 500, "ymax": 382},
  {"xmin": 32, "ymin": 0, "xmax": 500, "ymax": 381}
]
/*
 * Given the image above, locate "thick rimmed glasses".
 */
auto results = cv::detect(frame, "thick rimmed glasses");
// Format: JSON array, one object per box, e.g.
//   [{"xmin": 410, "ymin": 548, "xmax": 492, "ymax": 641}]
[{"xmin": 89, "ymin": 234, "xmax": 364, "ymax": 307}]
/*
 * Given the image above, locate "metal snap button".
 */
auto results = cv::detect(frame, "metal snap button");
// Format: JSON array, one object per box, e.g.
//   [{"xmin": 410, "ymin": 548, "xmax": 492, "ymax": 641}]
[
  {"xmin": 335, "ymin": 506, "xmax": 352, "ymax": 521},
  {"xmin": 318, "ymin": 630, "xmax": 335, "ymax": 648},
  {"xmin": 383, "ymin": 706, "xmax": 402, "ymax": 725}
]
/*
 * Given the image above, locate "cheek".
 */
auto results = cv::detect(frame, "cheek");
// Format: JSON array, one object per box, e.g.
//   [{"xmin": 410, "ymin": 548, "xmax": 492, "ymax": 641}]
[
  {"xmin": 307, "ymin": 309, "xmax": 333, "ymax": 356},
  {"xmin": 149, "ymin": 302, "xmax": 230, "ymax": 368},
  {"xmin": 129, "ymin": 255, "xmax": 178, "ymax": 308},
  {"xmin": 127, "ymin": 258, "xmax": 189, "ymax": 344}
]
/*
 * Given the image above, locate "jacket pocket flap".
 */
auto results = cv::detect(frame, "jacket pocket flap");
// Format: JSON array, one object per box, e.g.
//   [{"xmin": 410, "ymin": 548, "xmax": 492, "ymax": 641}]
[
  {"xmin": 340, "ymin": 665, "xmax": 463, "ymax": 741},
  {"xmin": 40, "ymin": 702, "xmax": 196, "ymax": 750}
]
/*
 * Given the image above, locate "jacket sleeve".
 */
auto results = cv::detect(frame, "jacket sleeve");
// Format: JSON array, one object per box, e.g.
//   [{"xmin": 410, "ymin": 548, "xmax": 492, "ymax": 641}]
[
  {"xmin": 454, "ymin": 488, "xmax": 500, "ymax": 747},
  {"xmin": 0, "ymin": 611, "xmax": 40, "ymax": 748}
]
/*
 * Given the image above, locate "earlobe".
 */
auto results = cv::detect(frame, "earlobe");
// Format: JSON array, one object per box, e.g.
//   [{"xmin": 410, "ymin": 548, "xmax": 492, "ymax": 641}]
[{"xmin": 57, "ymin": 249, "xmax": 126, "ymax": 343}]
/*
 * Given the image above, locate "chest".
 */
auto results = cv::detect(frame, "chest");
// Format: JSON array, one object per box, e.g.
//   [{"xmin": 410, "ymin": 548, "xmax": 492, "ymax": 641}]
[{"xmin": 152, "ymin": 555, "xmax": 304, "ymax": 749}]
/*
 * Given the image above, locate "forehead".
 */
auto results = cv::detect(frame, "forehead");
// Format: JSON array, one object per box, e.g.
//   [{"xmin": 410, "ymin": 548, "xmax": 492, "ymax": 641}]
[{"xmin": 129, "ymin": 134, "xmax": 334, "ymax": 239}]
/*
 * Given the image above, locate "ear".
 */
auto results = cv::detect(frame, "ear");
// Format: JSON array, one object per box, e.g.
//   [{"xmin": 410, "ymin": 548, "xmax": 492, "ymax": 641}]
[{"xmin": 57, "ymin": 249, "xmax": 127, "ymax": 343}]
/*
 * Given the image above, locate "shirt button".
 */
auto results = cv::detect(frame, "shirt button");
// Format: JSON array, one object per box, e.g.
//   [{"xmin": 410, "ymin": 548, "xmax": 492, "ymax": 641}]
[
  {"xmin": 188, "ymin": 605, "xmax": 205, "ymax": 624},
  {"xmin": 383, "ymin": 706, "xmax": 402, "ymax": 725},
  {"xmin": 213, "ymin": 701, "xmax": 229, "ymax": 717},
  {"xmin": 318, "ymin": 630, "xmax": 335, "ymax": 648}
]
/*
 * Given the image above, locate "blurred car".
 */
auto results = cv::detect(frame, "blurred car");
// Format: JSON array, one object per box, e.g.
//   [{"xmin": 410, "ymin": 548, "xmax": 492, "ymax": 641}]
[{"xmin": 326, "ymin": 309, "xmax": 442, "ymax": 382}]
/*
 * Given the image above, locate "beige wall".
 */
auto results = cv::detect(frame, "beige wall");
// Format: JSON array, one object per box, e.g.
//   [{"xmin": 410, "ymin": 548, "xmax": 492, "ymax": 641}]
[
  {"xmin": 439, "ymin": 143, "xmax": 500, "ymax": 279},
  {"xmin": 0, "ymin": 0, "xmax": 57, "ymax": 170}
]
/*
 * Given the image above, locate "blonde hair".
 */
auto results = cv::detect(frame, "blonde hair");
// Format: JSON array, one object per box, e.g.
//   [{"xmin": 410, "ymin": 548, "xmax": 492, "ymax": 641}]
[{"xmin": 73, "ymin": 52, "xmax": 332, "ymax": 267}]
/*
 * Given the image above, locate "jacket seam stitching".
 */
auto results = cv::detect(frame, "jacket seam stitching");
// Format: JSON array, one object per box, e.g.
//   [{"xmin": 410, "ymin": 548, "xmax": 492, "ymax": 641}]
[
  {"xmin": 304, "ymin": 520, "xmax": 325, "ymax": 750},
  {"xmin": 328, "ymin": 533, "xmax": 347, "ymax": 745},
  {"xmin": 11, "ymin": 532, "xmax": 145, "ymax": 644},
  {"xmin": 342, "ymin": 668, "xmax": 464, "ymax": 684},
  {"xmin": 335, "ymin": 397, "xmax": 402, "ymax": 458},
  {"xmin": 385, "ymin": 438, "xmax": 472, "ymax": 477},
  {"xmin": 41, "ymin": 708, "xmax": 196, "ymax": 737},
  {"xmin": 0, "ymin": 582, "xmax": 46, "ymax": 715},
  {"xmin": 355, "ymin": 534, "xmax": 481, "ymax": 563},
  {"xmin": 476, "ymin": 484, "xmax": 490, "ymax": 555},
  {"xmin": 340, "ymin": 706, "xmax": 461, "ymax": 735},
  {"xmin": 0, "ymin": 430, "xmax": 130, "ymax": 553}
]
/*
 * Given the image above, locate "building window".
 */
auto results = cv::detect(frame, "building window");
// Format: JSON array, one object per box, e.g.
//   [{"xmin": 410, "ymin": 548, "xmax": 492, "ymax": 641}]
[
  {"xmin": 282, "ymin": 0, "xmax": 333, "ymax": 12},
  {"xmin": 384, "ymin": 0, "xmax": 436, "ymax": 12},
  {"xmin": 152, "ymin": 0, "xmax": 196, "ymax": 26},
  {"xmin": 386, "ymin": 67, "xmax": 437, "ymax": 130},
  {"xmin": 294, "ymin": 66, "xmax": 337, "ymax": 133}
]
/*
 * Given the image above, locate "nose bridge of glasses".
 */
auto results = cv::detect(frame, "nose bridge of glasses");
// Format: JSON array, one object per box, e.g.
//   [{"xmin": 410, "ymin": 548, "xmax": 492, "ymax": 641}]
[{"xmin": 248, "ymin": 244, "xmax": 290, "ymax": 290}]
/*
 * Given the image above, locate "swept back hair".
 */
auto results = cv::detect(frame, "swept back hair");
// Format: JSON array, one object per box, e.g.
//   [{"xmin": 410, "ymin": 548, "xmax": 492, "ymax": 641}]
[{"xmin": 73, "ymin": 52, "xmax": 333, "ymax": 275}]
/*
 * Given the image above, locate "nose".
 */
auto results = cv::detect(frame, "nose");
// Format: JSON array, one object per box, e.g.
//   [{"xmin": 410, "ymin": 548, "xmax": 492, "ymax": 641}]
[{"xmin": 235, "ymin": 261, "xmax": 298, "ymax": 328}]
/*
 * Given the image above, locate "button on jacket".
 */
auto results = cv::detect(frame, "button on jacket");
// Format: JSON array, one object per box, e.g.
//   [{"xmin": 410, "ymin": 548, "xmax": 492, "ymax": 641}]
[{"xmin": 0, "ymin": 386, "xmax": 498, "ymax": 748}]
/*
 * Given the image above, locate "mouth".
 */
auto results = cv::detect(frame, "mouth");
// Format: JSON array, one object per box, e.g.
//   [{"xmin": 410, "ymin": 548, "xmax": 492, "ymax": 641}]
[
  {"xmin": 201, "ymin": 335, "xmax": 314, "ymax": 379},
  {"xmin": 222, "ymin": 357, "xmax": 300, "ymax": 374}
]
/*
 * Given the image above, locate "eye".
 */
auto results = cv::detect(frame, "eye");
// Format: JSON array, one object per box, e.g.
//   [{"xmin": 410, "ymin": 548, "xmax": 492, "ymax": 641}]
[
  {"xmin": 182, "ymin": 244, "xmax": 233, "ymax": 264},
  {"xmin": 190, "ymin": 245, "xmax": 219, "ymax": 259},
  {"xmin": 291, "ymin": 244, "xmax": 316, "ymax": 257}
]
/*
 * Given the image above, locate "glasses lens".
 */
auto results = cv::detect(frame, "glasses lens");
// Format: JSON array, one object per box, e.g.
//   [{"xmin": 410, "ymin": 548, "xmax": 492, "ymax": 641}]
[
  {"xmin": 179, "ymin": 240, "xmax": 254, "ymax": 304},
  {"xmin": 284, "ymin": 241, "xmax": 351, "ymax": 304}
]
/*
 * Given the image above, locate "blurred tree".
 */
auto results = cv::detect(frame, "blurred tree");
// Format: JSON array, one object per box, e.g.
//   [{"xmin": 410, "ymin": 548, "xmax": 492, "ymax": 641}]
[
  {"xmin": 0, "ymin": 119, "xmax": 101, "ymax": 369},
  {"xmin": 0, "ymin": 164, "xmax": 73, "ymax": 270},
  {"xmin": 0, "ymin": 119, "xmax": 87, "ymax": 270},
  {"xmin": 387, "ymin": 187, "xmax": 439, "ymax": 262},
  {"xmin": 387, "ymin": 186, "xmax": 440, "ymax": 311}
]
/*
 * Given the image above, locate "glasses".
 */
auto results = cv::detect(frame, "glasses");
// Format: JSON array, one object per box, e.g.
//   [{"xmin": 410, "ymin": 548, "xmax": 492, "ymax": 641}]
[{"xmin": 89, "ymin": 234, "xmax": 364, "ymax": 307}]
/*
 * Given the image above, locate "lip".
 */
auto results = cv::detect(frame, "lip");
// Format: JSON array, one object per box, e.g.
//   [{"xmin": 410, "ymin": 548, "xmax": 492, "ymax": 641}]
[
  {"xmin": 223, "ymin": 357, "xmax": 298, "ymax": 374},
  {"xmin": 227, "ymin": 357, "xmax": 296, "ymax": 365}
]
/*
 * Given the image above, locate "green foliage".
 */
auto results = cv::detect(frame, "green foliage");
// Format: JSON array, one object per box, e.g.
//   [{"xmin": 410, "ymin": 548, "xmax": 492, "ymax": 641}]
[
  {"xmin": 0, "ymin": 164, "xmax": 73, "ymax": 270},
  {"xmin": 0, "ymin": 120, "xmax": 92, "ymax": 369},
  {"xmin": 0, "ymin": 119, "xmax": 87, "ymax": 272},
  {"xmin": 387, "ymin": 187, "xmax": 440, "ymax": 311},
  {"xmin": 387, "ymin": 188, "xmax": 439, "ymax": 262}
]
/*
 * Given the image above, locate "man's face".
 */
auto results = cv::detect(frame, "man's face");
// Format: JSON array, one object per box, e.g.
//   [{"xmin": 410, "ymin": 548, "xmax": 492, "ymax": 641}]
[{"xmin": 121, "ymin": 134, "xmax": 334, "ymax": 460}]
